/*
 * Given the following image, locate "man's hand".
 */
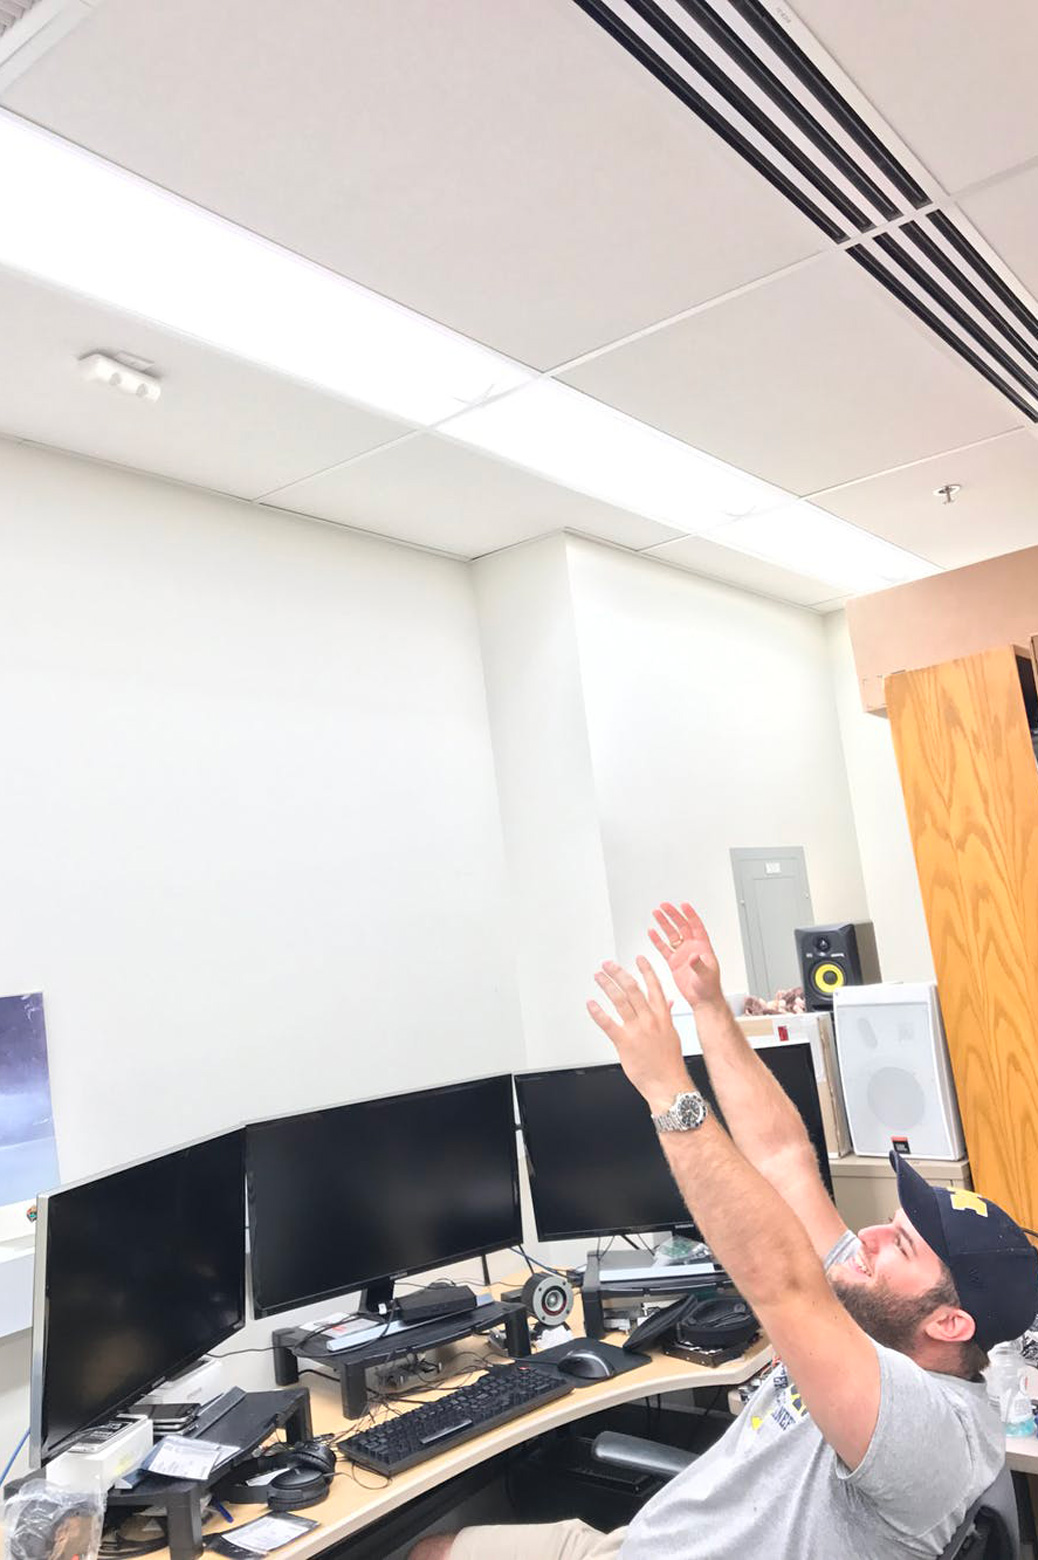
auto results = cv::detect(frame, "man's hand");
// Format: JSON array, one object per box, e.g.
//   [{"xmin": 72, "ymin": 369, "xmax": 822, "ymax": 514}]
[
  {"xmin": 587, "ymin": 957, "xmax": 691, "ymax": 1114},
  {"xmin": 648, "ymin": 901, "xmax": 724, "ymax": 1012}
]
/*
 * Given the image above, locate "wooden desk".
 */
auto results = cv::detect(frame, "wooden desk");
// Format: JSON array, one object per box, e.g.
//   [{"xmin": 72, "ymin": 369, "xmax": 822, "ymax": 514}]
[
  {"xmin": 1005, "ymin": 1434, "xmax": 1038, "ymax": 1475},
  {"xmin": 1005, "ymin": 1435, "xmax": 1038, "ymax": 1541},
  {"xmin": 175, "ymin": 1289, "xmax": 770, "ymax": 1560}
]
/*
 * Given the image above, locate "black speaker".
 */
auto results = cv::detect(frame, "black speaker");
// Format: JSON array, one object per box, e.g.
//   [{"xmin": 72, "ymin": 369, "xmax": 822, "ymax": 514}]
[{"xmin": 795, "ymin": 922, "xmax": 880, "ymax": 1011}]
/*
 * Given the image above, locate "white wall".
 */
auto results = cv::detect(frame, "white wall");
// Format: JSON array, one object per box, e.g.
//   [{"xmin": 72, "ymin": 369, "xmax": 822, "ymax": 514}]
[
  {"xmin": 825, "ymin": 611, "xmax": 935, "ymax": 983},
  {"xmin": 0, "ymin": 437, "xmax": 522, "ymax": 1472},
  {"xmin": 474, "ymin": 537, "xmax": 616, "ymax": 1070},
  {"xmin": 475, "ymin": 535, "xmax": 875, "ymax": 1266},
  {"xmin": 566, "ymin": 538, "xmax": 870, "ymax": 992},
  {"xmin": 0, "ymin": 439, "xmax": 926, "ymax": 1480}
]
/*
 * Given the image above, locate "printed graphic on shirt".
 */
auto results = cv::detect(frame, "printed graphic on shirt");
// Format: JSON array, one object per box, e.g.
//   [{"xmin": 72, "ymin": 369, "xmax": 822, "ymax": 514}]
[{"xmin": 750, "ymin": 1362, "xmax": 809, "ymax": 1437}]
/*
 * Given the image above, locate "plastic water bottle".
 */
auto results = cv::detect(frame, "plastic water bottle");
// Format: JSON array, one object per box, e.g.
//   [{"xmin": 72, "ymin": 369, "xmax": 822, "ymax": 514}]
[
  {"xmin": 986, "ymin": 1343, "xmax": 1023, "ymax": 1422},
  {"xmin": 1004, "ymin": 1375, "xmax": 1036, "ymax": 1438}
]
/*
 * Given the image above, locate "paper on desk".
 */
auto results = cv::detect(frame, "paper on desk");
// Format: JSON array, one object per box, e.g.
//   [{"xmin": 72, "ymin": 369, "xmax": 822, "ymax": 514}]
[
  {"xmin": 537, "ymin": 1326, "xmax": 573, "ymax": 1350},
  {"xmin": 209, "ymin": 1515, "xmax": 318, "ymax": 1556},
  {"xmin": 244, "ymin": 1468, "xmax": 284, "ymax": 1487},
  {"xmin": 146, "ymin": 1435, "xmax": 239, "ymax": 1480}
]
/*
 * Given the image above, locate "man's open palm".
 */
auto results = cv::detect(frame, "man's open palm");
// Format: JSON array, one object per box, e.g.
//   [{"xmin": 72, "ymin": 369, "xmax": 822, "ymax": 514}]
[{"xmin": 648, "ymin": 901, "xmax": 724, "ymax": 1010}]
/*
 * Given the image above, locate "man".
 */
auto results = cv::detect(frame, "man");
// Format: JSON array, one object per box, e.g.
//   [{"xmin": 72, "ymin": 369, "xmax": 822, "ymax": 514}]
[{"xmin": 412, "ymin": 901, "xmax": 1038, "ymax": 1560}]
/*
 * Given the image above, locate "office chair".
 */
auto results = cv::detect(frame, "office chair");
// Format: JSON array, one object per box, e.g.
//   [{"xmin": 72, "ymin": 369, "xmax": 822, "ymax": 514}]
[{"xmin": 591, "ymin": 1434, "xmax": 1020, "ymax": 1559}]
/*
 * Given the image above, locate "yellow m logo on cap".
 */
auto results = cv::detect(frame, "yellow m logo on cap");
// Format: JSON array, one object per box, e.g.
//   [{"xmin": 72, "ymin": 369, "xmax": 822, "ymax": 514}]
[{"xmin": 949, "ymin": 1190, "xmax": 988, "ymax": 1216}]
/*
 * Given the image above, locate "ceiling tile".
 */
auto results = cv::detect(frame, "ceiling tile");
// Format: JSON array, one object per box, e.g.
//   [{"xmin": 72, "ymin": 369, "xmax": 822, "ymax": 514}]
[
  {"xmin": 561, "ymin": 253, "xmax": 1022, "ymax": 494},
  {"xmin": 812, "ymin": 429, "xmax": 1038, "ymax": 568},
  {"xmin": 0, "ymin": 267, "xmax": 409, "ymax": 497},
  {"xmin": 2, "ymin": 0, "xmax": 823, "ymax": 370},
  {"xmin": 789, "ymin": 0, "xmax": 1038, "ymax": 193},
  {"xmin": 644, "ymin": 535, "xmax": 839, "ymax": 608},
  {"xmin": 958, "ymin": 166, "xmax": 1038, "ymax": 305},
  {"xmin": 265, "ymin": 432, "xmax": 682, "ymax": 557}
]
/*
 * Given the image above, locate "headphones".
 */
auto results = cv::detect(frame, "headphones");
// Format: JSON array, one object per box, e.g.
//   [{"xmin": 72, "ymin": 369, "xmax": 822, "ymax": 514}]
[
  {"xmin": 218, "ymin": 1439, "xmax": 336, "ymax": 1512},
  {"xmin": 266, "ymin": 1439, "xmax": 336, "ymax": 1511},
  {"xmin": 674, "ymin": 1294, "xmax": 758, "ymax": 1352}
]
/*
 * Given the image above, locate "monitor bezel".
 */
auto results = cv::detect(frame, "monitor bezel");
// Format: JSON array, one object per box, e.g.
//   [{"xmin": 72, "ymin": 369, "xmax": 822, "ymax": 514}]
[
  {"xmin": 515, "ymin": 1059, "xmax": 691, "ymax": 1243},
  {"xmin": 30, "ymin": 1125, "xmax": 246, "ymax": 1465},
  {"xmin": 246, "ymin": 1072, "xmax": 523, "ymax": 1319},
  {"xmin": 515, "ymin": 1044, "xmax": 828, "ymax": 1243}
]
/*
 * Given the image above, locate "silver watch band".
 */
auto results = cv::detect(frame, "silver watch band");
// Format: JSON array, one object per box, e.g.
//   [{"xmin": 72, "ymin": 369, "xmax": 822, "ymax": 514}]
[{"xmin": 651, "ymin": 1090, "xmax": 709, "ymax": 1134}]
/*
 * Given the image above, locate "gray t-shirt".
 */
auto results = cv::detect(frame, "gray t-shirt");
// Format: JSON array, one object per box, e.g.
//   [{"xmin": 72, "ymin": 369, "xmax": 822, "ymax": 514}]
[{"xmin": 619, "ymin": 1233, "xmax": 1005, "ymax": 1560}]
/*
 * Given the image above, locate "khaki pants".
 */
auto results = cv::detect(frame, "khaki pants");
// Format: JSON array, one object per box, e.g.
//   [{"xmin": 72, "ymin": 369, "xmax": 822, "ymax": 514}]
[{"xmin": 451, "ymin": 1520, "xmax": 627, "ymax": 1560}]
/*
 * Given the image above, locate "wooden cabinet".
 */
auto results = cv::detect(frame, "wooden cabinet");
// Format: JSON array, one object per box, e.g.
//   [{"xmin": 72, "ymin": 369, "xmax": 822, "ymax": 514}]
[{"xmin": 886, "ymin": 645, "xmax": 1038, "ymax": 1225}]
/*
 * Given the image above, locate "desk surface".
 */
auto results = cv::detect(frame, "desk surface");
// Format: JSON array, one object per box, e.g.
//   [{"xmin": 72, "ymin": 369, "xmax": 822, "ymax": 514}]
[
  {"xmin": 184, "ymin": 1287, "xmax": 770, "ymax": 1560},
  {"xmin": 126, "ymin": 1283, "xmax": 1038, "ymax": 1559},
  {"xmin": 1005, "ymin": 1433, "xmax": 1038, "ymax": 1474}
]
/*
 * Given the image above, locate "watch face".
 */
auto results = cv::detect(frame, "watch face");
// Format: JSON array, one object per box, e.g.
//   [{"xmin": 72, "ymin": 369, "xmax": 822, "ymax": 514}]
[{"xmin": 675, "ymin": 1093, "xmax": 705, "ymax": 1129}]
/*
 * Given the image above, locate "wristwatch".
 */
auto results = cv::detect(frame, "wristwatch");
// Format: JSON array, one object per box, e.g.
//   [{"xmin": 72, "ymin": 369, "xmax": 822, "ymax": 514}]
[{"xmin": 651, "ymin": 1090, "xmax": 709, "ymax": 1134}]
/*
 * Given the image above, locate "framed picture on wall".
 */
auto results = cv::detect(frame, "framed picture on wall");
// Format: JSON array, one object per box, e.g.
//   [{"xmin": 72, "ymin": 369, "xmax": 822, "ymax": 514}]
[{"xmin": 0, "ymin": 992, "xmax": 59, "ymax": 1239}]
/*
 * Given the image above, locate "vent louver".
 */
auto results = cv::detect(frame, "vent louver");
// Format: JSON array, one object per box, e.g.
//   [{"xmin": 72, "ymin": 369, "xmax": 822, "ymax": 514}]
[
  {"xmin": 0, "ymin": 0, "xmax": 42, "ymax": 37},
  {"xmin": 0, "ymin": 0, "xmax": 98, "ymax": 89},
  {"xmin": 572, "ymin": 0, "xmax": 1038, "ymax": 422}
]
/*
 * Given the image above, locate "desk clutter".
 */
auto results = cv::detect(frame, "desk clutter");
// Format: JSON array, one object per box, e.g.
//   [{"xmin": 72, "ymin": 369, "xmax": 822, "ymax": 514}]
[{"xmin": 5, "ymin": 1061, "xmax": 799, "ymax": 1559}]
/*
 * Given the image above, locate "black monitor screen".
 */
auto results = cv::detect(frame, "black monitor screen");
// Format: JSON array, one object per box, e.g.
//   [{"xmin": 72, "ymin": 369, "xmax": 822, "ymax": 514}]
[
  {"xmin": 515, "ymin": 1042, "xmax": 832, "ymax": 1241},
  {"xmin": 246, "ymin": 1075, "xmax": 522, "ymax": 1317},
  {"xmin": 33, "ymin": 1129, "xmax": 246, "ymax": 1462}
]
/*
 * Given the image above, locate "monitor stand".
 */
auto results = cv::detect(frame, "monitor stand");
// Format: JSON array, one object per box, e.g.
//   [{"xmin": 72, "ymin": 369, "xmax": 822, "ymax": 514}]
[
  {"xmin": 272, "ymin": 1299, "xmax": 531, "ymax": 1418},
  {"xmin": 594, "ymin": 1249, "xmax": 717, "ymax": 1281},
  {"xmin": 360, "ymin": 1275, "xmax": 395, "ymax": 1316},
  {"xmin": 592, "ymin": 1229, "xmax": 715, "ymax": 1283}
]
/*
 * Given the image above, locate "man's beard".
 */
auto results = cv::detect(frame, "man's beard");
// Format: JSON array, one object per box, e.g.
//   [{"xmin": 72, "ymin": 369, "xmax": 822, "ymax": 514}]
[{"xmin": 830, "ymin": 1272, "xmax": 945, "ymax": 1354}]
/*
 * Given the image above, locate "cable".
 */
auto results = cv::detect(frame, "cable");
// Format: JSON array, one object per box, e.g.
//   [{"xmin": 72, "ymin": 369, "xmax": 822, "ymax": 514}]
[
  {"xmin": 1, "ymin": 1428, "xmax": 29, "ymax": 1486},
  {"xmin": 211, "ymin": 1344, "xmax": 280, "ymax": 1359},
  {"xmin": 510, "ymin": 1246, "xmax": 568, "ymax": 1279},
  {"xmin": 297, "ymin": 1365, "xmax": 337, "ymax": 1383},
  {"xmin": 622, "ymin": 1233, "xmax": 654, "ymax": 1252}
]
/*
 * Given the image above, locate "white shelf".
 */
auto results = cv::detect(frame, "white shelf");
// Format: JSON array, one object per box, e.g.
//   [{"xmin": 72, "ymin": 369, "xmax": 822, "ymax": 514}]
[{"xmin": 0, "ymin": 1237, "xmax": 35, "ymax": 1338}]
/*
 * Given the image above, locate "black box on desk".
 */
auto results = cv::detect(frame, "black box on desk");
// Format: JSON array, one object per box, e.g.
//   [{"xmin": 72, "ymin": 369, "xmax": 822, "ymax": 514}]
[{"xmin": 582, "ymin": 1252, "xmax": 726, "ymax": 1339}]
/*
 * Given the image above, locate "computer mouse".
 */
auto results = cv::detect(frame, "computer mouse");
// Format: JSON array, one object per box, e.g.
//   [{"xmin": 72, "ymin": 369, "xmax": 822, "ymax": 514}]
[{"xmin": 557, "ymin": 1349, "xmax": 614, "ymax": 1381}]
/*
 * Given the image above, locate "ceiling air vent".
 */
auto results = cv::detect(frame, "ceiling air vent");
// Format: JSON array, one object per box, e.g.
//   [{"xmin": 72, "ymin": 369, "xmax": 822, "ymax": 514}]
[
  {"xmin": 572, "ymin": 0, "xmax": 1038, "ymax": 422},
  {"xmin": 0, "ymin": 1, "xmax": 42, "ymax": 38},
  {"xmin": 0, "ymin": 0, "xmax": 100, "ymax": 90}
]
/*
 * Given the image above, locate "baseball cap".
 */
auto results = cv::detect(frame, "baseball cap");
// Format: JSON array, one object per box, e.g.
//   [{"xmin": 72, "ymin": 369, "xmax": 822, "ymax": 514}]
[{"xmin": 890, "ymin": 1150, "xmax": 1038, "ymax": 1351}]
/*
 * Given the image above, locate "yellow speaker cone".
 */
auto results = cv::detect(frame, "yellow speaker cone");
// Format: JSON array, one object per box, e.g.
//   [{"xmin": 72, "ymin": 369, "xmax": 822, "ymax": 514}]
[{"xmin": 813, "ymin": 962, "xmax": 845, "ymax": 992}]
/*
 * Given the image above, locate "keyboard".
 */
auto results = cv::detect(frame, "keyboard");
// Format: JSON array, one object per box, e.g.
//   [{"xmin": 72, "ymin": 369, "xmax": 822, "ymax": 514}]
[{"xmin": 337, "ymin": 1361, "xmax": 574, "ymax": 1475}]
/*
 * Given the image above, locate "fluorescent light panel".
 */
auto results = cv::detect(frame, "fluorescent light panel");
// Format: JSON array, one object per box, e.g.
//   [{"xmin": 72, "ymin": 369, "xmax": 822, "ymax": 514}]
[
  {"xmin": 0, "ymin": 111, "xmax": 942, "ymax": 598},
  {"xmin": 0, "ymin": 109, "xmax": 530, "ymax": 425},
  {"xmin": 706, "ymin": 504, "xmax": 940, "ymax": 595},
  {"xmin": 441, "ymin": 379, "xmax": 789, "ymax": 532}
]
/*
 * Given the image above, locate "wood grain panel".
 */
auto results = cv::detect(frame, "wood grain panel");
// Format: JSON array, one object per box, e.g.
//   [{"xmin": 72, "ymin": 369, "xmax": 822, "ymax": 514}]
[{"xmin": 887, "ymin": 646, "xmax": 1038, "ymax": 1224}]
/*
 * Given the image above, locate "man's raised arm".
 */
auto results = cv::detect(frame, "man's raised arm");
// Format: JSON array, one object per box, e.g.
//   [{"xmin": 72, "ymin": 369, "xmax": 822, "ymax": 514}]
[
  {"xmin": 647, "ymin": 901, "xmax": 846, "ymax": 1260},
  {"xmin": 587, "ymin": 956, "xmax": 879, "ymax": 1472}
]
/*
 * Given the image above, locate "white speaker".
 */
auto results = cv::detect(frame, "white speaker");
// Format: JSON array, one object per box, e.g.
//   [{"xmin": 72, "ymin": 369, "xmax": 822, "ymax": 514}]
[{"xmin": 833, "ymin": 982, "xmax": 965, "ymax": 1160}]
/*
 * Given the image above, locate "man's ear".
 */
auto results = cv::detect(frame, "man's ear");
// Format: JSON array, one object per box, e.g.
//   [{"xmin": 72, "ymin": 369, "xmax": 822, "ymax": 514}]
[{"xmin": 922, "ymin": 1306, "xmax": 975, "ymax": 1346}]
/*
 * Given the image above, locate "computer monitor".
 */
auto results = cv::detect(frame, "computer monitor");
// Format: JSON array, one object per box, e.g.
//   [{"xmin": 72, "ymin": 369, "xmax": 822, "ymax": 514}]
[
  {"xmin": 515, "ymin": 1042, "xmax": 832, "ymax": 1243},
  {"xmin": 31, "ymin": 1128, "xmax": 246, "ymax": 1463},
  {"xmin": 246, "ymin": 1074, "xmax": 522, "ymax": 1318}
]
